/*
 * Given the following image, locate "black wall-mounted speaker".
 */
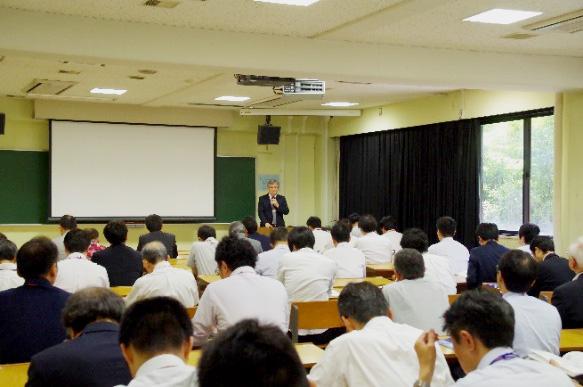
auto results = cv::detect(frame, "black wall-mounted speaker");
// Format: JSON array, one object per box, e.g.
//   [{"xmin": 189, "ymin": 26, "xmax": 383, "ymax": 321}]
[{"xmin": 257, "ymin": 124, "xmax": 281, "ymax": 145}]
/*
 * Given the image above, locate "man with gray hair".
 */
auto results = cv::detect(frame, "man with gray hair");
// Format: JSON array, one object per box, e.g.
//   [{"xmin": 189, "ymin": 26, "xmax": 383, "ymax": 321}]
[
  {"xmin": 229, "ymin": 221, "xmax": 263, "ymax": 255},
  {"xmin": 125, "ymin": 241, "xmax": 198, "ymax": 308},
  {"xmin": 552, "ymin": 236, "xmax": 583, "ymax": 328},
  {"xmin": 258, "ymin": 179, "xmax": 289, "ymax": 228}
]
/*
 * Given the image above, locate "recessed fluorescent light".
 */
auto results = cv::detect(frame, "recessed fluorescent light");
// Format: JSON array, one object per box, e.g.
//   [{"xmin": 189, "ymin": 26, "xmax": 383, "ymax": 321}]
[
  {"xmin": 90, "ymin": 87, "xmax": 127, "ymax": 95},
  {"xmin": 254, "ymin": 0, "xmax": 320, "ymax": 6},
  {"xmin": 322, "ymin": 102, "xmax": 359, "ymax": 107},
  {"xmin": 214, "ymin": 96, "xmax": 251, "ymax": 102},
  {"xmin": 464, "ymin": 9, "xmax": 542, "ymax": 25}
]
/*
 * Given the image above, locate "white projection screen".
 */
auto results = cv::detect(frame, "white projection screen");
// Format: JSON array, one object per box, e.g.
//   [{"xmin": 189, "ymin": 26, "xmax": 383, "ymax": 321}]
[{"xmin": 50, "ymin": 121, "xmax": 215, "ymax": 221}]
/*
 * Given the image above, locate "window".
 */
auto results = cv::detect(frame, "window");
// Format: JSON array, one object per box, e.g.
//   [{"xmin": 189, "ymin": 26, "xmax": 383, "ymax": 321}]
[{"xmin": 480, "ymin": 108, "xmax": 554, "ymax": 234}]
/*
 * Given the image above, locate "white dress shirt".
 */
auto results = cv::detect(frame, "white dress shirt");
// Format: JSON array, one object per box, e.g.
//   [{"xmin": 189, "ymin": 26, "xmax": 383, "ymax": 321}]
[
  {"xmin": 518, "ymin": 244, "xmax": 532, "ymax": 255},
  {"xmin": 382, "ymin": 277, "xmax": 449, "ymax": 334},
  {"xmin": 454, "ymin": 346, "xmax": 572, "ymax": 387},
  {"xmin": 383, "ymin": 230, "xmax": 403, "ymax": 252},
  {"xmin": 324, "ymin": 242, "xmax": 366, "ymax": 278},
  {"xmin": 126, "ymin": 261, "xmax": 199, "ymax": 308},
  {"xmin": 192, "ymin": 266, "xmax": 289, "ymax": 346},
  {"xmin": 308, "ymin": 316, "xmax": 453, "ymax": 387},
  {"xmin": 351, "ymin": 226, "xmax": 362, "ymax": 239},
  {"xmin": 502, "ymin": 292, "xmax": 561, "ymax": 357},
  {"xmin": 428, "ymin": 237, "xmax": 470, "ymax": 277},
  {"xmin": 116, "ymin": 354, "xmax": 198, "ymax": 387},
  {"xmin": 54, "ymin": 252, "xmax": 109, "ymax": 293},
  {"xmin": 312, "ymin": 228, "xmax": 334, "ymax": 254},
  {"xmin": 0, "ymin": 262, "xmax": 24, "ymax": 291},
  {"xmin": 354, "ymin": 232, "xmax": 396, "ymax": 264},
  {"xmin": 52, "ymin": 233, "xmax": 67, "ymax": 261},
  {"xmin": 256, "ymin": 244, "xmax": 290, "ymax": 279},
  {"xmin": 187, "ymin": 237, "xmax": 218, "ymax": 275},
  {"xmin": 422, "ymin": 252, "xmax": 457, "ymax": 295}
]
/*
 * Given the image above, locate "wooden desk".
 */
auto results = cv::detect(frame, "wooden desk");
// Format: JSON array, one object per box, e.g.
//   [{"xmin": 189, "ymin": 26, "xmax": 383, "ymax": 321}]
[
  {"xmin": 110, "ymin": 286, "xmax": 133, "ymax": 297},
  {"xmin": 333, "ymin": 276, "xmax": 392, "ymax": 289},
  {"xmin": 168, "ymin": 258, "xmax": 190, "ymax": 271},
  {"xmin": 0, "ymin": 362, "xmax": 29, "ymax": 387},
  {"xmin": 198, "ymin": 275, "xmax": 221, "ymax": 286},
  {"xmin": 366, "ymin": 263, "xmax": 395, "ymax": 279}
]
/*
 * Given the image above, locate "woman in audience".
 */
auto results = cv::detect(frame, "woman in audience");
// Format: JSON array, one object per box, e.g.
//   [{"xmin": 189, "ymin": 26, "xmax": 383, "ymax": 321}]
[{"xmin": 85, "ymin": 228, "xmax": 106, "ymax": 258}]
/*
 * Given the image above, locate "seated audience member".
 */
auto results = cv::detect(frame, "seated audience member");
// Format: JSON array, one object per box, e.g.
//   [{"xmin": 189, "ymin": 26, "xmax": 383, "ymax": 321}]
[
  {"xmin": 324, "ymin": 221, "xmax": 366, "ymax": 278},
  {"xmin": 353, "ymin": 214, "xmax": 395, "ymax": 264},
  {"xmin": 52, "ymin": 214, "xmax": 77, "ymax": 260},
  {"xmin": 192, "ymin": 237, "xmax": 288, "ymax": 346},
  {"xmin": 382, "ymin": 249, "xmax": 449, "ymax": 333},
  {"xmin": 552, "ymin": 237, "xmax": 583, "ymax": 328},
  {"xmin": 379, "ymin": 215, "xmax": 403, "ymax": 252},
  {"xmin": 0, "ymin": 237, "xmax": 70, "ymax": 364},
  {"xmin": 518, "ymin": 223, "xmax": 540, "ymax": 255},
  {"xmin": 309, "ymin": 282, "xmax": 452, "ymax": 387},
  {"xmin": 0, "ymin": 238, "xmax": 24, "ymax": 291},
  {"xmin": 198, "ymin": 319, "xmax": 309, "ymax": 387},
  {"xmin": 467, "ymin": 223, "xmax": 509, "ymax": 289},
  {"xmin": 306, "ymin": 216, "xmax": 334, "ymax": 253},
  {"xmin": 401, "ymin": 228, "xmax": 457, "ymax": 295},
  {"xmin": 414, "ymin": 290, "xmax": 572, "ymax": 387},
  {"xmin": 126, "ymin": 242, "xmax": 199, "ymax": 308},
  {"xmin": 27, "ymin": 287, "xmax": 131, "ymax": 387},
  {"xmin": 527, "ymin": 236, "xmax": 574, "ymax": 297},
  {"xmin": 256, "ymin": 227, "xmax": 290, "ymax": 279},
  {"xmin": 118, "ymin": 297, "xmax": 197, "ymax": 387},
  {"xmin": 93, "ymin": 220, "xmax": 143, "ymax": 286},
  {"xmin": 0, "ymin": 232, "xmax": 6, "ymax": 239},
  {"xmin": 229, "ymin": 221, "xmax": 263, "ymax": 254},
  {"xmin": 242, "ymin": 216, "xmax": 271, "ymax": 252},
  {"xmin": 497, "ymin": 250, "xmax": 561, "ymax": 357},
  {"xmin": 348, "ymin": 212, "xmax": 362, "ymax": 239},
  {"xmin": 428, "ymin": 216, "xmax": 470, "ymax": 278},
  {"xmin": 85, "ymin": 228, "xmax": 106, "ymax": 258},
  {"xmin": 137, "ymin": 214, "xmax": 178, "ymax": 258},
  {"xmin": 187, "ymin": 225, "xmax": 219, "ymax": 277},
  {"xmin": 54, "ymin": 229, "xmax": 110, "ymax": 293}
]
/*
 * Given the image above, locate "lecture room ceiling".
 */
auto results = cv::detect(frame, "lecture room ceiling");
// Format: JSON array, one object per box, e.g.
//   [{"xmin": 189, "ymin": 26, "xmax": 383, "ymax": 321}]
[{"xmin": 0, "ymin": 0, "xmax": 581, "ymax": 111}]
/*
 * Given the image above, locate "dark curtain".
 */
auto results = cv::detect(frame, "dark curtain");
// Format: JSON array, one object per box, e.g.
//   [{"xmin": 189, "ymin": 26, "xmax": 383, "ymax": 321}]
[{"xmin": 339, "ymin": 119, "xmax": 481, "ymax": 248}]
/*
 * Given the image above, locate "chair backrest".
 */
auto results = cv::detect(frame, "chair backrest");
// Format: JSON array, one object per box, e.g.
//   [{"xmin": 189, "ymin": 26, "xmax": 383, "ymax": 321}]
[
  {"xmin": 0, "ymin": 362, "xmax": 29, "ymax": 387},
  {"xmin": 187, "ymin": 306, "xmax": 197, "ymax": 319},
  {"xmin": 448, "ymin": 294, "xmax": 460, "ymax": 305},
  {"xmin": 290, "ymin": 299, "xmax": 343, "ymax": 343},
  {"xmin": 110, "ymin": 286, "xmax": 132, "ymax": 297},
  {"xmin": 539, "ymin": 291, "xmax": 554, "ymax": 303}
]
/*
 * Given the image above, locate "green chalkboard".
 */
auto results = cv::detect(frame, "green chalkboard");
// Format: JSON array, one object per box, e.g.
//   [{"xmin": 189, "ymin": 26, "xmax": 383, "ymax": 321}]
[
  {"xmin": 215, "ymin": 157, "xmax": 256, "ymax": 222},
  {"xmin": 0, "ymin": 150, "xmax": 49, "ymax": 223}
]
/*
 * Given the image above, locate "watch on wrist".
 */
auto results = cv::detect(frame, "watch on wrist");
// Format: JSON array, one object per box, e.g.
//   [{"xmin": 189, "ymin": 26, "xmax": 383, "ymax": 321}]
[{"xmin": 413, "ymin": 380, "xmax": 431, "ymax": 387}]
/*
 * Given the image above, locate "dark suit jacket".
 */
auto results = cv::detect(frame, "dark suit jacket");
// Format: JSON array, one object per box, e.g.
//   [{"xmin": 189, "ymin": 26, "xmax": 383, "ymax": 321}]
[
  {"xmin": 552, "ymin": 275, "xmax": 583, "ymax": 328},
  {"xmin": 528, "ymin": 253, "xmax": 575, "ymax": 297},
  {"xmin": 137, "ymin": 230, "xmax": 178, "ymax": 258},
  {"xmin": 258, "ymin": 194, "xmax": 289, "ymax": 227},
  {"xmin": 93, "ymin": 244, "xmax": 143, "ymax": 286},
  {"xmin": 27, "ymin": 321, "xmax": 131, "ymax": 387},
  {"xmin": 248, "ymin": 232, "xmax": 272, "ymax": 252},
  {"xmin": 467, "ymin": 241, "xmax": 509, "ymax": 289},
  {"xmin": 0, "ymin": 279, "xmax": 70, "ymax": 364}
]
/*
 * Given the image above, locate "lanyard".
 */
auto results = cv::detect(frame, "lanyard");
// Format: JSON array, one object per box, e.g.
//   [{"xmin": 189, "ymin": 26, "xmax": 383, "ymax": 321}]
[{"xmin": 489, "ymin": 352, "xmax": 519, "ymax": 366}]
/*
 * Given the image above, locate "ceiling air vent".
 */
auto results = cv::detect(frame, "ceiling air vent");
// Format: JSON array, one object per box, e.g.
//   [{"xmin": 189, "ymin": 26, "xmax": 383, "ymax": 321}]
[
  {"xmin": 144, "ymin": 0, "xmax": 181, "ymax": 8},
  {"xmin": 524, "ymin": 9, "xmax": 583, "ymax": 34},
  {"xmin": 24, "ymin": 79, "xmax": 77, "ymax": 96}
]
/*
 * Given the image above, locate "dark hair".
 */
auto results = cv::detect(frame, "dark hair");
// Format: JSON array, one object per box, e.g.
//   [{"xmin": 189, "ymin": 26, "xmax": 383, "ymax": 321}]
[
  {"xmin": 338, "ymin": 282, "xmax": 388, "ymax": 324},
  {"xmin": 394, "ymin": 248, "xmax": 425, "ymax": 280},
  {"xmin": 59, "ymin": 215, "xmax": 77, "ymax": 230},
  {"xmin": 0, "ymin": 232, "xmax": 6, "ymax": 240},
  {"xmin": 518, "ymin": 223, "xmax": 540, "ymax": 244},
  {"xmin": 197, "ymin": 225, "xmax": 216, "ymax": 241},
  {"xmin": 444, "ymin": 290, "xmax": 514, "ymax": 349},
  {"xmin": 63, "ymin": 287, "xmax": 125, "ymax": 334},
  {"xmin": 64, "ymin": 229, "xmax": 91, "ymax": 254},
  {"xmin": 530, "ymin": 236, "xmax": 555, "ymax": 254},
  {"xmin": 287, "ymin": 227, "xmax": 315, "ymax": 251},
  {"xmin": 119, "ymin": 297, "xmax": 193, "ymax": 355},
  {"xmin": 475, "ymin": 223, "xmax": 499, "ymax": 241},
  {"xmin": 84, "ymin": 228, "xmax": 99, "ymax": 241},
  {"xmin": 145, "ymin": 214, "xmax": 163, "ymax": 232},
  {"xmin": 215, "ymin": 236, "xmax": 257, "ymax": 270},
  {"xmin": 498, "ymin": 250, "xmax": 538, "ymax": 293},
  {"xmin": 241, "ymin": 217, "xmax": 258, "ymax": 234},
  {"xmin": 330, "ymin": 221, "xmax": 350, "ymax": 243},
  {"xmin": 400, "ymin": 228, "xmax": 429, "ymax": 253},
  {"xmin": 0, "ymin": 239, "xmax": 17, "ymax": 261},
  {"xmin": 358, "ymin": 214, "xmax": 377, "ymax": 233},
  {"xmin": 270, "ymin": 227, "xmax": 288, "ymax": 245},
  {"xmin": 16, "ymin": 237, "xmax": 58, "ymax": 280},
  {"xmin": 436, "ymin": 216, "xmax": 456, "ymax": 237},
  {"xmin": 379, "ymin": 216, "xmax": 398, "ymax": 231},
  {"xmin": 348, "ymin": 213, "xmax": 360, "ymax": 225},
  {"xmin": 142, "ymin": 242, "xmax": 168, "ymax": 265},
  {"xmin": 103, "ymin": 220, "xmax": 128, "ymax": 245},
  {"xmin": 306, "ymin": 216, "xmax": 322, "ymax": 229},
  {"xmin": 198, "ymin": 319, "xmax": 308, "ymax": 387}
]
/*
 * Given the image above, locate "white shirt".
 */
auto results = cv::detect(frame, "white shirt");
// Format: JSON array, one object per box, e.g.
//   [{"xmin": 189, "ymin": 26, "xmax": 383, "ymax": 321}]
[
  {"xmin": 116, "ymin": 354, "xmax": 198, "ymax": 387},
  {"xmin": 423, "ymin": 252, "xmax": 457, "ymax": 295},
  {"xmin": 382, "ymin": 277, "xmax": 449, "ymax": 334},
  {"xmin": 324, "ymin": 242, "xmax": 366, "ymax": 278},
  {"xmin": 455, "ymin": 346, "xmax": 572, "ymax": 387},
  {"xmin": 351, "ymin": 226, "xmax": 362, "ymax": 239},
  {"xmin": 312, "ymin": 228, "xmax": 334, "ymax": 254},
  {"xmin": 354, "ymin": 232, "xmax": 396, "ymax": 264},
  {"xmin": 54, "ymin": 252, "xmax": 109, "ymax": 293},
  {"xmin": 126, "ymin": 261, "xmax": 199, "ymax": 308},
  {"xmin": 518, "ymin": 244, "xmax": 532, "ymax": 255},
  {"xmin": 0, "ymin": 262, "xmax": 24, "ymax": 291},
  {"xmin": 428, "ymin": 237, "xmax": 470, "ymax": 276},
  {"xmin": 52, "ymin": 233, "xmax": 67, "ymax": 261},
  {"xmin": 383, "ymin": 230, "xmax": 403, "ymax": 252},
  {"xmin": 192, "ymin": 266, "xmax": 289, "ymax": 346},
  {"xmin": 308, "ymin": 316, "xmax": 453, "ymax": 387},
  {"xmin": 256, "ymin": 244, "xmax": 290, "ymax": 279},
  {"xmin": 502, "ymin": 292, "xmax": 561, "ymax": 357},
  {"xmin": 187, "ymin": 237, "xmax": 218, "ymax": 276}
]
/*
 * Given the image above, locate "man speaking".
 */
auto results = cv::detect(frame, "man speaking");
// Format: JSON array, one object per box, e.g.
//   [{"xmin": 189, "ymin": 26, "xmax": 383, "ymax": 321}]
[{"xmin": 258, "ymin": 179, "xmax": 289, "ymax": 228}]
